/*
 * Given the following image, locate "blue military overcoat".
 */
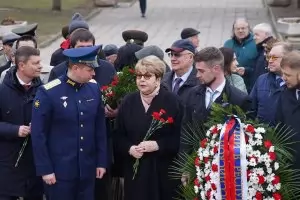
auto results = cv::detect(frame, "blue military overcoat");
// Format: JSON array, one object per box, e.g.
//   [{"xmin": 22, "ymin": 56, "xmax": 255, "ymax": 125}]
[{"xmin": 31, "ymin": 75, "xmax": 107, "ymax": 181}]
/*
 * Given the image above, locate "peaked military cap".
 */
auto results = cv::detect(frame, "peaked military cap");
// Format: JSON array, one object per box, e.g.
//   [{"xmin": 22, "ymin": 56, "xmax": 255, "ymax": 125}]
[
  {"xmin": 63, "ymin": 45, "xmax": 102, "ymax": 68},
  {"xmin": 2, "ymin": 33, "xmax": 21, "ymax": 45},
  {"xmin": 122, "ymin": 30, "xmax": 148, "ymax": 46},
  {"xmin": 12, "ymin": 23, "xmax": 38, "ymax": 37},
  {"xmin": 180, "ymin": 28, "xmax": 200, "ymax": 39}
]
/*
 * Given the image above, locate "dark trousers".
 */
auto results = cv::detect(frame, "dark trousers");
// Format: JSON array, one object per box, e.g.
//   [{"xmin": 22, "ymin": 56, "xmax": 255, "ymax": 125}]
[
  {"xmin": 94, "ymin": 171, "xmax": 112, "ymax": 200},
  {"xmin": 139, "ymin": 0, "xmax": 146, "ymax": 14},
  {"xmin": 45, "ymin": 179, "xmax": 95, "ymax": 200}
]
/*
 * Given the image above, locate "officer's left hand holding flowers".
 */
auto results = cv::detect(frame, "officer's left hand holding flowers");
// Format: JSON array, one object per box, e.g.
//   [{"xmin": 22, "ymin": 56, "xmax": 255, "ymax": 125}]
[{"xmin": 96, "ymin": 167, "xmax": 106, "ymax": 179}]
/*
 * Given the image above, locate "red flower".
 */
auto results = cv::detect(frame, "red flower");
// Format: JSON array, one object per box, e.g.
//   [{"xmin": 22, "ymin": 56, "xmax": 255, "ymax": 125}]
[
  {"xmin": 269, "ymin": 152, "xmax": 276, "ymax": 161},
  {"xmin": 213, "ymin": 145, "xmax": 218, "ymax": 154},
  {"xmin": 246, "ymin": 124, "xmax": 255, "ymax": 133},
  {"xmin": 205, "ymin": 175, "xmax": 211, "ymax": 182},
  {"xmin": 128, "ymin": 68, "xmax": 135, "ymax": 74},
  {"xmin": 167, "ymin": 117, "xmax": 174, "ymax": 124},
  {"xmin": 152, "ymin": 112, "xmax": 161, "ymax": 120},
  {"xmin": 212, "ymin": 164, "xmax": 218, "ymax": 172},
  {"xmin": 204, "ymin": 157, "xmax": 209, "ymax": 164},
  {"xmin": 258, "ymin": 175, "xmax": 265, "ymax": 184},
  {"xmin": 100, "ymin": 85, "xmax": 109, "ymax": 91},
  {"xmin": 113, "ymin": 76, "xmax": 119, "ymax": 82},
  {"xmin": 200, "ymin": 138, "xmax": 208, "ymax": 148},
  {"xmin": 107, "ymin": 92, "xmax": 115, "ymax": 97},
  {"xmin": 255, "ymin": 191, "xmax": 263, "ymax": 200},
  {"xmin": 264, "ymin": 140, "xmax": 273, "ymax": 149},
  {"xmin": 272, "ymin": 175, "xmax": 280, "ymax": 185},
  {"xmin": 247, "ymin": 170, "xmax": 251, "ymax": 180},
  {"xmin": 159, "ymin": 109, "xmax": 166, "ymax": 115},
  {"xmin": 160, "ymin": 118, "xmax": 166, "ymax": 123},
  {"xmin": 111, "ymin": 80, "xmax": 118, "ymax": 86},
  {"xmin": 194, "ymin": 178, "xmax": 200, "ymax": 187},
  {"xmin": 211, "ymin": 183, "xmax": 217, "ymax": 190},
  {"xmin": 211, "ymin": 126, "xmax": 219, "ymax": 134},
  {"xmin": 194, "ymin": 157, "xmax": 200, "ymax": 166},
  {"xmin": 245, "ymin": 135, "xmax": 249, "ymax": 143},
  {"xmin": 273, "ymin": 192, "xmax": 282, "ymax": 200},
  {"xmin": 206, "ymin": 190, "xmax": 211, "ymax": 199}
]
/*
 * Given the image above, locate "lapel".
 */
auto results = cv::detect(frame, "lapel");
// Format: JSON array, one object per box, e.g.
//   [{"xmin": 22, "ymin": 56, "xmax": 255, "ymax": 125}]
[
  {"xmin": 181, "ymin": 67, "xmax": 198, "ymax": 88},
  {"xmin": 161, "ymin": 71, "xmax": 174, "ymax": 91},
  {"xmin": 194, "ymin": 84, "xmax": 207, "ymax": 112},
  {"xmin": 286, "ymin": 89, "xmax": 300, "ymax": 111}
]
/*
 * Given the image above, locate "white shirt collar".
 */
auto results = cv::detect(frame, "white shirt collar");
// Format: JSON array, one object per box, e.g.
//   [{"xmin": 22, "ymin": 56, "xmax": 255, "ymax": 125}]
[
  {"xmin": 206, "ymin": 79, "xmax": 226, "ymax": 94},
  {"xmin": 173, "ymin": 66, "xmax": 193, "ymax": 83},
  {"xmin": 16, "ymin": 73, "xmax": 31, "ymax": 85}
]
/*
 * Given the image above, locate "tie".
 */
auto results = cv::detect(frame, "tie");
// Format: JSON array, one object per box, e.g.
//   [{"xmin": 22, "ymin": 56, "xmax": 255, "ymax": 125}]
[
  {"xmin": 173, "ymin": 78, "xmax": 182, "ymax": 94},
  {"xmin": 23, "ymin": 84, "xmax": 31, "ymax": 91},
  {"xmin": 276, "ymin": 78, "xmax": 284, "ymax": 88},
  {"xmin": 207, "ymin": 90, "xmax": 218, "ymax": 109}
]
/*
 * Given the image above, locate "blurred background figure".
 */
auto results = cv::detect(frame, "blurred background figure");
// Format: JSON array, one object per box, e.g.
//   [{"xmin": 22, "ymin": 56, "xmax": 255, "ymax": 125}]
[
  {"xmin": 180, "ymin": 28, "xmax": 200, "ymax": 48},
  {"xmin": 103, "ymin": 44, "xmax": 118, "ymax": 66}
]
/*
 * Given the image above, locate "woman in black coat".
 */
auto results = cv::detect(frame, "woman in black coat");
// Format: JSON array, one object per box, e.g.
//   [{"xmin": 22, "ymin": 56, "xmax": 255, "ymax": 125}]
[{"xmin": 115, "ymin": 55, "xmax": 183, "ymax": 200}]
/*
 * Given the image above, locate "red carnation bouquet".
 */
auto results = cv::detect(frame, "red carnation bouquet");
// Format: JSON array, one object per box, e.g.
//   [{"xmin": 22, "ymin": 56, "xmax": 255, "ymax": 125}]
[
  {"xmin": 100, "ymin": 66, "xmax": 137, "ymax": 109},
  {"xmin": 132, "ymin": 109, "xmax": 174, "ymax": 180}
]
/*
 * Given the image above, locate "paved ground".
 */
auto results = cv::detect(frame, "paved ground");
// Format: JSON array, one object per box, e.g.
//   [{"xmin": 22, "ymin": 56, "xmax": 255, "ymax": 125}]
[{"xmin": 40, "ymin": 0, "xmax": 271, "ymax": 64}]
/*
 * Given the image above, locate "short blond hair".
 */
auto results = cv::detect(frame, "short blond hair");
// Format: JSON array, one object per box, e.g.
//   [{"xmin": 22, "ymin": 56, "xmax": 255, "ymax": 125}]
[{"xmin": 135, "ymin": 55, "xmax": 166, "ymax": 78}]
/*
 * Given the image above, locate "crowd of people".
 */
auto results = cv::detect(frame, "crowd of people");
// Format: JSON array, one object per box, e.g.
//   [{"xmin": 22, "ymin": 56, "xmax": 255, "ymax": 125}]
[{"xmin": 0, "ymin": 11, "xmax": 300, "ymax": 200}]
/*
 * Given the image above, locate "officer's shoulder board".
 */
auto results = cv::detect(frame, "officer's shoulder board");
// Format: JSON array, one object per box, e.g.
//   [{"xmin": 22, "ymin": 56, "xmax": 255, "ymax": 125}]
[
  {"xmin": 89, "ymin": 79, "xmax": 97, "ymax": 84},
  {"xmin": 43, "ymin": 79, "xmax": 61, "ymax": 90}
]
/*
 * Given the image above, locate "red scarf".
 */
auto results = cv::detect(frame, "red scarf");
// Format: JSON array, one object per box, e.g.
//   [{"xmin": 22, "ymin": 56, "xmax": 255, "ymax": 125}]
[{"xmin": 60, "ymin": 38, "xmax": 71, "ymax": 50}]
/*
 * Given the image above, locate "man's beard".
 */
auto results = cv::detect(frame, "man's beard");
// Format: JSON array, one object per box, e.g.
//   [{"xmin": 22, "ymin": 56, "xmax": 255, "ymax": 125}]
[{"xmin": 203, "ymin": 77, "xmax": 216, "ymax": 87}]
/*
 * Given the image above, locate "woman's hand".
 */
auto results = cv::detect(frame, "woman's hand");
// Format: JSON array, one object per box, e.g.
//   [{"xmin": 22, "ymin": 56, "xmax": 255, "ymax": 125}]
[
  {"xmin": 129, "ymin": 145, "xmax": 144, "ymax": 159},
  {"xmin": 236, "ymin": 67, "xmax": 245, "ymax": 76},
  {"xmin": 137, "ymin": 141, "xmax": 159, "ymax": 153},
  {"xmin": 105, "ymin": 104, "xmax": 118, "ymax": 118}
]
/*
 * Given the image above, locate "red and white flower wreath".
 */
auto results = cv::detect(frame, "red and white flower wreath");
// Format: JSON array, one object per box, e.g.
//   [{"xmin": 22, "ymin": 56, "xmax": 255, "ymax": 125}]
[{"xmin": 194, "ymin": 123, "xmax": 282, "ymax": 200}]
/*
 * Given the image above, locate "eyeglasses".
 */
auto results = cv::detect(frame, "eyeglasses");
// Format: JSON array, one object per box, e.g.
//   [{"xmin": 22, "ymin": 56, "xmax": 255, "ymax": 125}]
[
  {"xmin": 168, "ymin": 52, "xmax": 191, "ymax": 58},
  {"xmin": 136, "ymin": 73, "xmax": 154, "ymax": 80},
  {"xmin": 267, "ymin": 55, "xmax": 282, "ymax": 61}
]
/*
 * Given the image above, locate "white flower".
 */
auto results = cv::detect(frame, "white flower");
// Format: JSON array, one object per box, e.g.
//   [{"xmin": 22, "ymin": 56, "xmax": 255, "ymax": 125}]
[
  {"xmin": 255, "ymin": 133, "xmax": 263, "ymax": 139},
  {"xmin": 194, "ymin": 185, "xmax": 199, "ymax": 194},
  {"xmin": 203, "ymin": 150, "xmax": 209, "ymax": 157},
  {"xmin": 253, "ymin": 150, "xmax": 261, "ymax": 157},
  {"xmin": 269, "ymin": 146, "xmax": 275, "ymax": 152},
  {"xmin": 255, "ymin": 127, "xmax": 266, "ymax": 134},
  {"xmin": 275, "ymin": 183, "xmax": 281, "ymax": 190},
  {"xmin": 204, "ymin": 182, "xmax": 212, "ymax": 191},
  {"xmin": 274, "ymin": 162, "xmax": 279, "ymax": 170},
  {"xmin": 248, "ymin": 158, "xmax": 257, "ymax": 166},
  {"xmin": 267, "ymin": 167, "xmax": 272, "ymax": 174},
  {"xmin": 206, "ymin": 130, "xmax": 211, "ymax": 137},
  {"xmin": 267, "ymin": 184, "xmax": 274, "ymax": 192},
  {"xmin": 201, "ymin": 191, "xmax": 205, "ymax": 200},
  {"xmin": 256, "ymin": 139, "xmax": 263, "ymax": 146},
  {"xmin": 249, "ymin": 139, "xmax": 256, "ymax": 146}
]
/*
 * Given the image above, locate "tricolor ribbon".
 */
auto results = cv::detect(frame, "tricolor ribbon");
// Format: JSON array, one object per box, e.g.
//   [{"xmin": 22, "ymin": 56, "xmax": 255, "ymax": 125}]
[{"xmin": 216, "ymin": 116, "xmax": 247, "ymax": 200}]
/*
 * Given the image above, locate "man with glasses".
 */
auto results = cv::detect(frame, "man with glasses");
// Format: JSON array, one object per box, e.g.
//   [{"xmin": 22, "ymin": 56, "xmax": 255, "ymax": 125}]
[
  {"xmin": 162, "ymin": 39, "xmax": 200, "ymax": 105},
  {"xmin": 251, "ymin": 42, "xmax": 293, "ymax": 125}
]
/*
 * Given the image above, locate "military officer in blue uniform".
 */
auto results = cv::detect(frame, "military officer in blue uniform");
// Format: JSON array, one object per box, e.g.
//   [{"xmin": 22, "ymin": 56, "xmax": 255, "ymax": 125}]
[{"xmin": 30, "ymin": 45, "xmax": 107, "ymax": 200}]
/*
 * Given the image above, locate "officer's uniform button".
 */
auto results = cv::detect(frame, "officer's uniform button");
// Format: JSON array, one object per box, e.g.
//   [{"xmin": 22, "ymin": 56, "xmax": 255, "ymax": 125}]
[
  {"xmin": 81, "ymin": 136, "xmax": 84, "ymax": 140},
  {"xmin": 81, "ymin": 124, "xmax": 83, "ymax": 128},
  {"xmin": 80, "ymin": 112, "xmax": 83, "ymax": 115},
  {"xmin": 80, "ymin": 148, "xmax": 83, "ymax": 152},
  {"xmin": 79, "ymin": 100, "xmax": 81, "ymax": 103}
]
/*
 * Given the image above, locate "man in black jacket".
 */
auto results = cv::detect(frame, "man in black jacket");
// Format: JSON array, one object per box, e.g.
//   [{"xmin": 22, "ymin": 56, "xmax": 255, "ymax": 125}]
[
  {"xmin": 276, "ymin": 50, "xmax": 300, "ymax": 168},
  {"xmin": 183, "ymin": 47, "xmax": 251, "ymax": 152},
  {"xmin": 0, "ymin": 46, "xmax": 43, "ymax": 200}
]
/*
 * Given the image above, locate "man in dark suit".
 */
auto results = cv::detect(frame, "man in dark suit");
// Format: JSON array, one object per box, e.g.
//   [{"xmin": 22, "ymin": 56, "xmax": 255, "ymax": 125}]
[
  {"xmin": 161, "ymin": 39, "xmax": 200, "ymax": 105},
  {"xmin": 183, "ymin": 47, "xmax": 251, "ymax": 143},
  {"xmin": 276, "ymin": 50, "xmax": 300, "ymax": 168}
]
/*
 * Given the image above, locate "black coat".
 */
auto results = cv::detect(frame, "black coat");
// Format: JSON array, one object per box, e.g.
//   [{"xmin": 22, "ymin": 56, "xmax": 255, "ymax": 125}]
[
  {"xmin": 48, "ymin": 60, "xmax": 116, "ymax": 87},
  {"xmin": 276, "ymin": 89, "xmax": 300, "ymax": 168},
  {"xmin": 115, "ymin": 89, "xmax": 183, "ymax": 200},
  {"xmin": 161, "ymin": 67, "xmax": 200, "ymax": 106},
  {"xmin": 0, "ymin": 69, "xmax": 43, "ymax": 197},
  {"xmin": 185, "ymin": 81, "xmax": 252, "ymax": 123},
  {"xmin": 50, "ymin": 48, "xmax": 67, "ymax": 67}
]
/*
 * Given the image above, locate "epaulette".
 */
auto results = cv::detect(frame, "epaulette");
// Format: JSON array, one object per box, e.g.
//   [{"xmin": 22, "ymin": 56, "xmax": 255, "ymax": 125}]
[
  {"xmin": 44, "ymin": 79, "xmax": 61, "ymax": 90},
  {"xmin": 89, "ymin": 79, "xmax": 97, "ymax": 84}
]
